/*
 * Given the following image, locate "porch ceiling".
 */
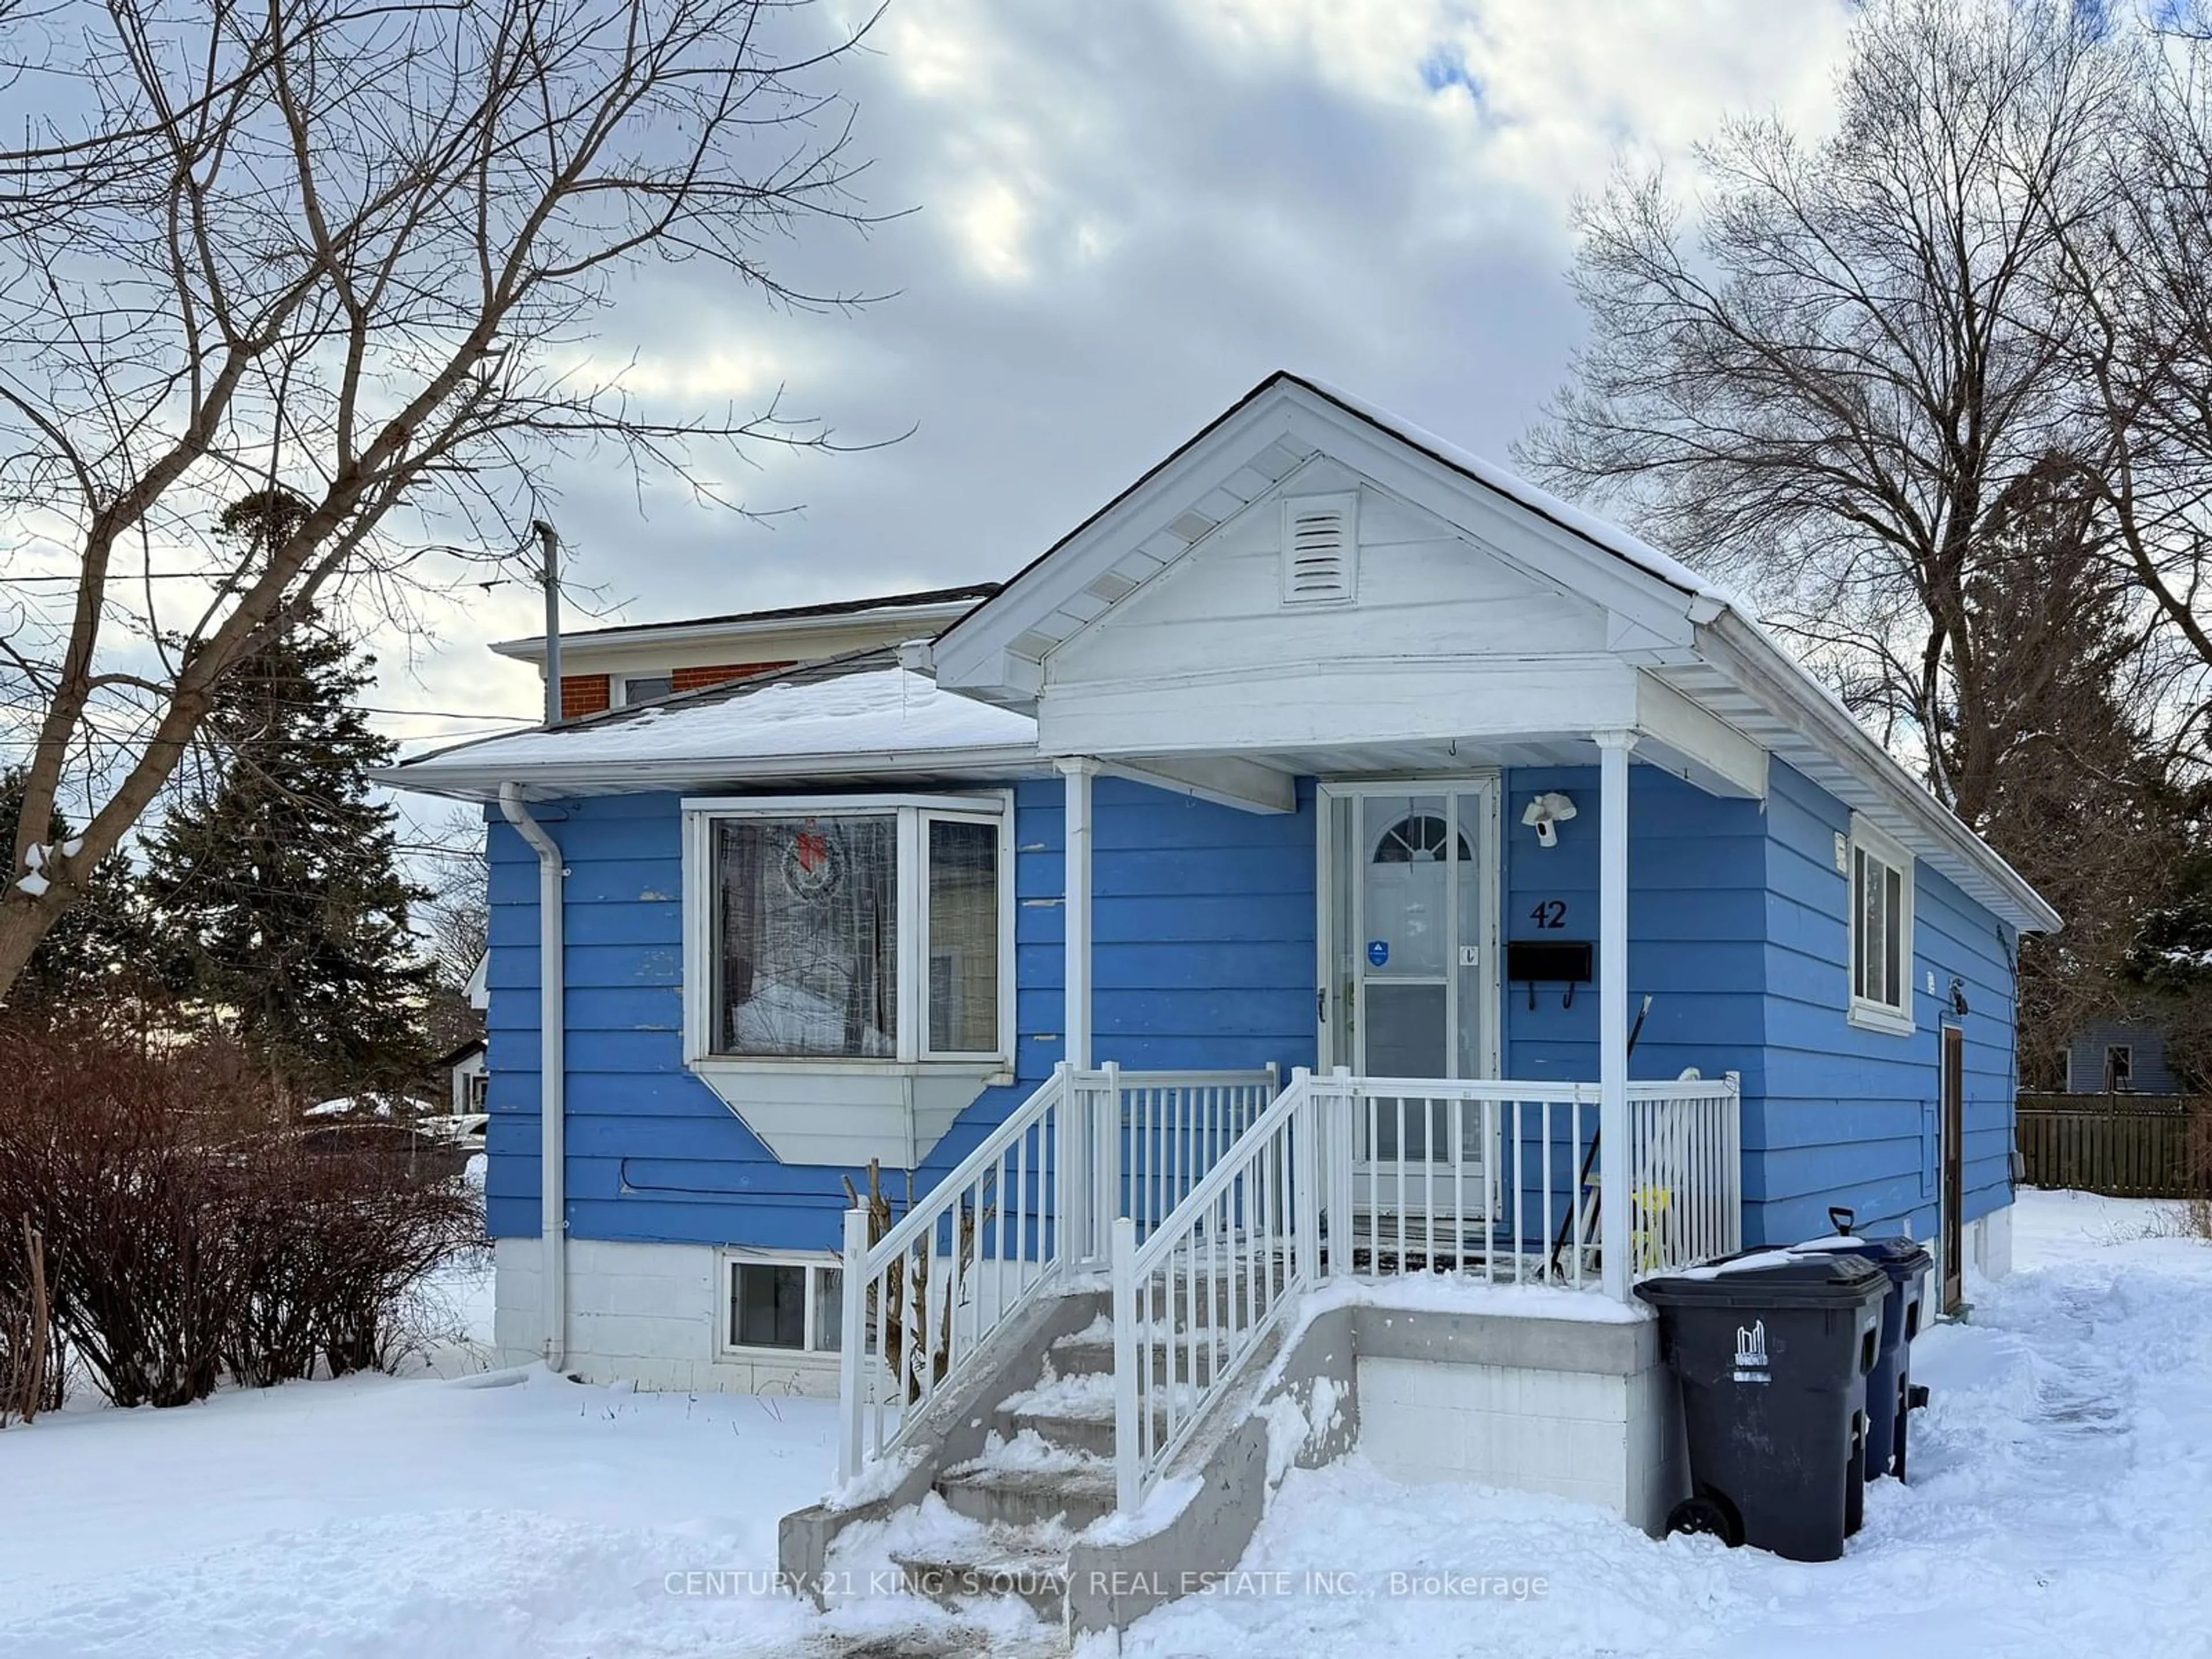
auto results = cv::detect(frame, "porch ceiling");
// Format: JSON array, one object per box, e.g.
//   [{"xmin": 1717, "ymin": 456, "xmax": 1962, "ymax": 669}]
[{"xmin": 1224, "ymin": 734, "xmax": 1615, "ymax": 777}]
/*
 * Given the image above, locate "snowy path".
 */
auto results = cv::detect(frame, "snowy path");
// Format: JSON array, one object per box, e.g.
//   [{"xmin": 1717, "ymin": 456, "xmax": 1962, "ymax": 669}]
[
  {"xmin": 1120, "ymin": 1190, "xmax": 2212, "ymax": 1659},
  {"xmin": 0, "ymin": 1190, "xmax": 2207, "ymax": 1658}
]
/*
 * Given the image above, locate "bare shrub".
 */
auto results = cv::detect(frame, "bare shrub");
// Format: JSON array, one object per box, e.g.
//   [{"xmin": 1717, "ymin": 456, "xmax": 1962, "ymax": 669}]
[
  {"xmin": 224, "ymin": 1135, "xmax": 479, "ymax": 1385},
  {"xmin": 0, "ymin": 1218, "xmax": 54, "ymax": 1425},
  {"xmin": 0, "ymin": 1023, "xmax": 479, "ymax": 1406}
]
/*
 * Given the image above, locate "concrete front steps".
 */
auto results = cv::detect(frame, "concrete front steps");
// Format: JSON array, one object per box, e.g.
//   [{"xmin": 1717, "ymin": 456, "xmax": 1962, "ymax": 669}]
[
  {"xmin": 888, "ymin": 1322, "xmax": 1141, "ymax": 1624},
  {"xmin": 783, "ymin": 1267, "xmax": 1334, "ymax": 1642}
]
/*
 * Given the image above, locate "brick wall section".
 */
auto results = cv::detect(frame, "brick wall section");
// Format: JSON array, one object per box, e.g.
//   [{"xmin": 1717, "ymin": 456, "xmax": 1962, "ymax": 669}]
[
  {"xmin": 556, "ymin": 661, "xmax": 791, "ymax": 720},
  {"xmin": 672, "ymin": 660, "xmax": 792, "ymax": 692},
  {"xmin": 559, "ymin": 675, "xmax": 611, "ymax": 718}
]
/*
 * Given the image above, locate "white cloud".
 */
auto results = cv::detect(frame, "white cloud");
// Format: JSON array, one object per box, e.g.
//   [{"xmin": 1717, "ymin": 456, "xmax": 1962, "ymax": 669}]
[{"xmin": 366, "ymin": 0, "xmax": 1859, "ymax": 740}]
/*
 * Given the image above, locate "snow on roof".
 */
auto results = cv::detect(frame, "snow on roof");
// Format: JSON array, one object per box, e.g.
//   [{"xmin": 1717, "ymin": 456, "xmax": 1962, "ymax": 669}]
[{"xmin": 391, "ymin": 664, "xmax": 1036, "ymax": 786}]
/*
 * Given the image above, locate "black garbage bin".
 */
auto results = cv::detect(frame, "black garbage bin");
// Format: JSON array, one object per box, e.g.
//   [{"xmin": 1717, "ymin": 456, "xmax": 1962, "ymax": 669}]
[
  {"xmin": 1638, "ymin": 1251, "xmax": 1890, "ymax": 1562},
  {"xmin": 1791, "ymin": 1232, "xmax": 1932, "ymax": 1482}
]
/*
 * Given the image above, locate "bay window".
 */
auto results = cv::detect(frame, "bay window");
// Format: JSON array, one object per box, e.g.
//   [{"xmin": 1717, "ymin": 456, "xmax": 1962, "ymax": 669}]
[{"xmin": 683, "ymin": 794, "xmax": 1012, "ymax": 1068}]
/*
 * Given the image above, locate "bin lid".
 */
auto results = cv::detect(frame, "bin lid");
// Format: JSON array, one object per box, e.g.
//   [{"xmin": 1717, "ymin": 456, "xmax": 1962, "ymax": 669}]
[
  {"xmin": 1635, "ymin": 1248, "xmax": 1890, "ymax": 1310},
  {"xmin": 1790, "ymin": 1234, "xmax": 1934, "ymax": 1278}
]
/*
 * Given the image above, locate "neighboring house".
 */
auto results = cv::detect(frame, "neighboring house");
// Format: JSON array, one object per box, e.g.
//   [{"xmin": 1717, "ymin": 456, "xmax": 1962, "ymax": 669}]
[
  {"xmin": 443, "ymin": 1037, "xmax": 488, "ymax": 1114},
  {"xmin": 492, "ymin": 582, "xmax": 1000, "ymax": 718},
  {"xmin": 384, "ymin": 374, "xmax": 2057, "ymax": 1565},
  {"xmin": 2063, "ymin": 1011, "xmax": 2180, "ymax": 1094},
  {"xmin": 440, "ymin": 951, "xmax": 492, "ymax": 1114}
]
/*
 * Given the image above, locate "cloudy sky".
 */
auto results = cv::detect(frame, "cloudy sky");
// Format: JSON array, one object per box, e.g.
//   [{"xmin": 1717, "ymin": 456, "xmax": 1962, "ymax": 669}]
[{"xmin": 400, "ymin": 0, "xmax": 1858, "ymax": 756}]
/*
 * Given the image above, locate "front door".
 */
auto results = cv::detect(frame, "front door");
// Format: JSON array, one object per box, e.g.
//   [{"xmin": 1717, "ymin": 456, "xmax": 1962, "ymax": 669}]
[
  {"xmin": 1941, "ymin": 1024, "xmax": 1965, "ymax": 1312},
  {"xmin": 1320, "ymin": 783, "xmax": 1498, "ymax": 1083}
]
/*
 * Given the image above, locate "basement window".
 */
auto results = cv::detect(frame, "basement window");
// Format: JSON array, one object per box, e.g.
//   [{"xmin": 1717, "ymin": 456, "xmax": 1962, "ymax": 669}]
[
  {"xmin": 1847, "ymin": 815, "xmax": 1914, "ymax": 1036},
  {"xmin": 724, "ymin": 1257, "xmax": 843, "ymax": 1354}
]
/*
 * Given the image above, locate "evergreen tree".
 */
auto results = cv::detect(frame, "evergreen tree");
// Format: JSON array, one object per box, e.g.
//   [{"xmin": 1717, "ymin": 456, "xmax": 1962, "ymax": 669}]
[
  {"xmin": 141, "ymin": 496, "xmax": 433, "ymax": 1096},
  {"xmin": 1949, "ymin": 457, "xmax": 2191, "ymax": 1086}
]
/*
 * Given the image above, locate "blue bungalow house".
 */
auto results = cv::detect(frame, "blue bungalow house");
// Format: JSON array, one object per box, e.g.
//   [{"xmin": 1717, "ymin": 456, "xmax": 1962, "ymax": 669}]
[{"xmin": 386, "ymin": 373, "xmax": 2055, "ymax": 1578}]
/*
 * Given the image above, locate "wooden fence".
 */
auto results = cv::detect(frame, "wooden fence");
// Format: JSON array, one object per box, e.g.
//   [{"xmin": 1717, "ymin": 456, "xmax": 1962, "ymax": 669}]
[{"xmin": 2016, "ymin": 1094, "xmax": 2209, "ymax": 1199}]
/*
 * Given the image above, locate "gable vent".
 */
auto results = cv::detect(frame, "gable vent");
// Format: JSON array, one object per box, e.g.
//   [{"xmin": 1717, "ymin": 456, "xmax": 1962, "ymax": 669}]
[{"xmin": 1281, "ymin": 492, "xmax": 1358, "ymax": 605}]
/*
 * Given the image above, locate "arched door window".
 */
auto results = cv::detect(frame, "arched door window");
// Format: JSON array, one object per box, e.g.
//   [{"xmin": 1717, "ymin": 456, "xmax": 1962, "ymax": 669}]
[{"xmin": 1372, "ymin": 813, "xmax": 1474, "ymax": 865}]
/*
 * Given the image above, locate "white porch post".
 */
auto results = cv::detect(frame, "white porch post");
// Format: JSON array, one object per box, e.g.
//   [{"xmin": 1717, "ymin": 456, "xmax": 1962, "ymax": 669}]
[
  {"xmin": 1058, "ymin": 758, "xmax": 1097, "ymax": 1070},
  {"xmin": 1059, "ymin": 759, "xmax": 1100, "ymax": 1264},
  {"xmin": 1596, "ymin": 729, "xmax": 1637, "ymax": 1301}
]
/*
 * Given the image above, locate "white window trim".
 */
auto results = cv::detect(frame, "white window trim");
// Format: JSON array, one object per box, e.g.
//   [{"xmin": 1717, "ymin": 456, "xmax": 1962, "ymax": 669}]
[
  {"xmin": 680, "ymin": 790, "xmax": 1016, "ymax": 1074},
  {"xmin": 1847, "ymin": 814, "xmax": 1915, "ymax": 1036},
  {"xmin": 717, "ymin": 1250, "xmax": 844, "ymax": 1358},
  {"xmin": 610, "ymin": 671, "xmax": 676, "ymax": 709}
]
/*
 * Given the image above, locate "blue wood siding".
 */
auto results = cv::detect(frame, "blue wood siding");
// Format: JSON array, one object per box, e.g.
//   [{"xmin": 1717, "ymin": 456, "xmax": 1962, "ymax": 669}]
[
  {"xmin": 483, "ymin": 757, "xmax": 2023, "ymax": 1257},
  {"xmin": 1492, "ymin": 766, "xmax": 1767, "ymax": 1248},
  {"xmin": 1501, "ymin": 766, "xmax": 1768, "ymax": 1092},
  {"xmin": 484, "ymin": 776, "xmax": 1317, "ymax": 1252},
  {"xmin": 1753, "ymin": 761, "xmax": 2018, "ymax": 1244}
]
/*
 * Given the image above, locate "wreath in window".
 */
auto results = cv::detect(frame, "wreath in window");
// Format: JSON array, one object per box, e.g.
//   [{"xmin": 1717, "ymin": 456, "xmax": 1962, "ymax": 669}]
[
  {"xmin": 779, "ymin": 824, "xmax": 844, "ymax": 900},
  {"xmin": 1372, "ymin": 813, "xmax": 1472, "ymax": 864}
]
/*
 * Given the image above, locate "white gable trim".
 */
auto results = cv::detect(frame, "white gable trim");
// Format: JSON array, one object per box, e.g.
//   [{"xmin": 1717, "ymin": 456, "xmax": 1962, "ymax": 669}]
[
  {"xmin": 934, "ymin": 372, "xmax": 2054, "ymax": 934},
  {"xmin": 1039, "ymin": 655, "xmax": 1640, "ymax": 759},
  {"xmin": 1634, "ymin": 674, "xmax": 1768, "ymax": 801},
  {"xmin": 933, "ymin": 378, "xmax": 1705, "ymax": 704},
  {"xmin": 932, "ymin": 396, "xmax": 1309, "ymax": 698}
]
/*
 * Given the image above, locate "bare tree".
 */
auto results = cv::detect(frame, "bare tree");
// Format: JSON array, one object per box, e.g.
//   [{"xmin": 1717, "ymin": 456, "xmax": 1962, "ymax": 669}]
[
  {"xmin": 0, "ymin": 0, "xmax": 883, "ymax": 1001},
  {"xmin": 416, "ymin": 809, "xmax": 491, "ymax": 999},
  {"xmin": 1517, "ymin": 0, "xmax": 2142, "ymax": 825},
  {"xmin": 2055, "ymin": 19, "xmax": 2212, "ymax": 686}
]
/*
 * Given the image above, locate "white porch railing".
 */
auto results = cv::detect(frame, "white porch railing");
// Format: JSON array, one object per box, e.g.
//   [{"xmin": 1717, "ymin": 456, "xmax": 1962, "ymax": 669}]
[
  {"xmin": 1108, "ymin": 1063, "xmax": 1279, "ymax": 1245},
  {"xmin": 1109, "ymin": 1067, "xmax": 1743, "ymax": 1509},
  {"xmin": 1623, "ymin": 1074, "xmax": 1743, "ymax": 1278},
  {"xmin": 1111, "ymin": 1080, "xmax": 1320, "ymax": 1509},
  {"xmin": 835, "ymin": 1059, "xmax": 1741, "ymax": 1506},
  {"xmin": 836, "ymin": 1061, "xmax": 1279, "ymax": 1484}
]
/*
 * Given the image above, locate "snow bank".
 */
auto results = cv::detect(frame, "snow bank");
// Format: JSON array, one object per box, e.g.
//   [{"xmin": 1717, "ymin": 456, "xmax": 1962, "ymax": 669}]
[
  {"xmin": 1115, "ymin": 1187, "xmax": 2212, "ymax": 1659},
  {"xmin": 2, "ymin": 1190, "xmax": 2205, "ymax": 1659},
  {"xmin": 0, "ymin": 1369, "xmax": 846, "ymax": 1659}
]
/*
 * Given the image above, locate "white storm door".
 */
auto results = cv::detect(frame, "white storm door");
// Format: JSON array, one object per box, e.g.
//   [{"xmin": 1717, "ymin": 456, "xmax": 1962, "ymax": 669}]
[{"xmin": 1321, "ymin": 782, "xmax": 1499, "ymax": 1094}]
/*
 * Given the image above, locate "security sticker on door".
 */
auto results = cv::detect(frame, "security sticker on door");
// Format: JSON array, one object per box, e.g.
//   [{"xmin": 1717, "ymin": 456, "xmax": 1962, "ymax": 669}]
[
  {"xmin": 1733, "ymin": 1320, "xmax": 1770, "ymax": 1385},
  {"xmin": 1367, "ymin": 940, "xmax": 1389, "ymax": 967}
]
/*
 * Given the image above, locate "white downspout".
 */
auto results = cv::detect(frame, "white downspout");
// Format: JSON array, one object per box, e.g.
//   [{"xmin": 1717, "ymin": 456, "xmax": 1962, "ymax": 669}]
[{"xmin": 499, "ymin": 782, "xmax": 567, "ymax": 1370}]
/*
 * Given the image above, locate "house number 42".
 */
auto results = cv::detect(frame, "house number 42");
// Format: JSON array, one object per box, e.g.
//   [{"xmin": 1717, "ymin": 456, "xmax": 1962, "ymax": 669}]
[{"xmin": 1528, "ymin": 900, "xmax": 1568, "ymax": 930}]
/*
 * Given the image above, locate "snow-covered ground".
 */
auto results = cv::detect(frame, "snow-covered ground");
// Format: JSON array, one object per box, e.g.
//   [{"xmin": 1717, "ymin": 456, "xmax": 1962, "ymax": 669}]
[
  {"xmin": 1121, "ymin": 1188, "xmax": 2212, "ymax": 1659},
  {"xmin": 1, "ymin": 1189, "xmax": 2206, "ymax": 1658}
]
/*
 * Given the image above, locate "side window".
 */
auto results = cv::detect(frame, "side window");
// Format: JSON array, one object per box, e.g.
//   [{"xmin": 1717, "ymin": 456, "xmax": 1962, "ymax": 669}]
[{"xmin": 1849, "ymin": 817, "xmax": 1913, "ymax": 1034}]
